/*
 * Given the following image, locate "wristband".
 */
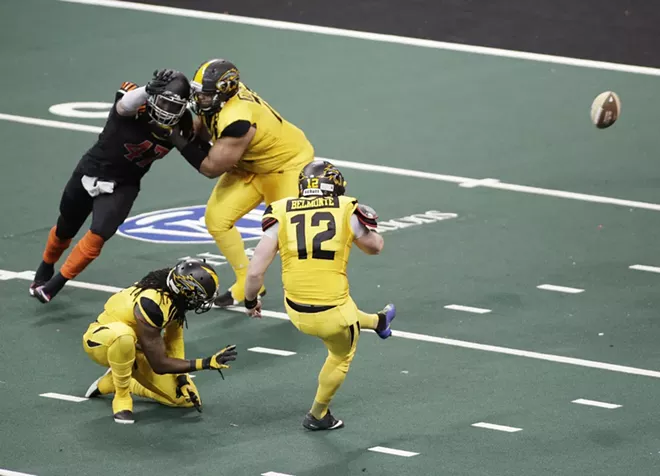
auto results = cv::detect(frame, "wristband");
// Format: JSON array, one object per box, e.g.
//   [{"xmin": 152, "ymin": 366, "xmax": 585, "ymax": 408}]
[
  {"xmin": 180, "ymin": 138, "xmax": 211, "ymax": 171},
  {"xmin": 244, "ymin": 296, "xmax": 258, "ymax": 310}
]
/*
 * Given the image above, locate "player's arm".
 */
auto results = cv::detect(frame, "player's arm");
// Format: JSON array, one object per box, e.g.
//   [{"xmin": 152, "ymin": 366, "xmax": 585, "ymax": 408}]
[
  {"xmin": 352, "ymin": 204, "xmax": 384, "ymax": 255},
  {"xmin": 244, "ymin": 214, "xmax": 279, "ymax": 317},
  {"xmin": 162, "ymin": 321, "xmax": 184, "ymax": 359},
  {"xmin": 134, "ymin": 302, "xmax": 237, "ymax": 374},
  {"xmin": 115, "ymin": 83, "xmax": 148, "ymax": 117},
  {"xmin": 171, "ymin": 120, "xmax": 255, "ymax": 179}
]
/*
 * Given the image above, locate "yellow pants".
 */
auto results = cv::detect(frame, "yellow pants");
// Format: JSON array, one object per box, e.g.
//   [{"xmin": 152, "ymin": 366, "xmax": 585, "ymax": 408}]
[
  {"xmin": 82, "ymin": 321, "xmax": 197, "ymax": 408},
  {"xmin": 284, "ymin": 296, "xmax": 363, "ymax": 417},
  {"xmin": 204, "ymin": 163, "xmax": 312, "ymax": 300}
]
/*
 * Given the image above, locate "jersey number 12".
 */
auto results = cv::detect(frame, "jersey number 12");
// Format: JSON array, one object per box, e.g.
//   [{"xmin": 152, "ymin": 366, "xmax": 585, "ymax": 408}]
[{"xmin": 290, "ymin": 212, "xmax": 336, "ymax": 260}]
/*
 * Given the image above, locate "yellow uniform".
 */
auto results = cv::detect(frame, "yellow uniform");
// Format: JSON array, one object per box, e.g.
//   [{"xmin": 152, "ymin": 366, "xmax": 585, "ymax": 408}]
[
  {"xmin": 82, "ymin": 286, "xmax": 198, "ymax": 411},
  {"xmin": 201, "ymin": 82, "xmax": 315, "ymax": 302},
  {"xmin": 262, "ymin": 194, "xmax": 382, "ymax": 421}
]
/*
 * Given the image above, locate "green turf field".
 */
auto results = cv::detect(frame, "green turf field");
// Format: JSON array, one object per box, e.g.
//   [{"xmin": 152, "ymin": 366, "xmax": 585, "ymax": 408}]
[{"xmin": 2, "ymin": 1, "xmax": 660, "ymax": 475}]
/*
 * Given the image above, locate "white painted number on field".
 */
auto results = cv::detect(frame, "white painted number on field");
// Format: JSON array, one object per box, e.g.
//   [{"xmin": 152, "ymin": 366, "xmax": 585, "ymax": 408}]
[{"xmin": 49, "ymin": 102, "xmax": 113, "ymax": 119}]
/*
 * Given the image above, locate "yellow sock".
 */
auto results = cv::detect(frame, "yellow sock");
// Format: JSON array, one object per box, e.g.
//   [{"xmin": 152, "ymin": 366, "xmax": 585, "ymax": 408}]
[
  {"xmin": 311, "ymin": 354, "xmax": 349, "ymax": 419},
  {"xmin": 97, "ymin": 371, "xmax": 115, "ymax": 395},
  {"xmin": 107, "ymin": 334, "xmax": 136, "ymax": 414},
  {"xmin": 129, "ymin": 379, "xmax": 178, "ymax": 407},
  {"xmin": 357, "ymin": 310, "xmax": 379, "ymax": 330}
]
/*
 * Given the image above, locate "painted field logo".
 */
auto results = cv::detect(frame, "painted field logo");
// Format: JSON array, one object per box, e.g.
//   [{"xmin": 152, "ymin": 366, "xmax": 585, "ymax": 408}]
[{"xmin": 117, "ymin": 204, "xmax": 267, "ymax": 244}]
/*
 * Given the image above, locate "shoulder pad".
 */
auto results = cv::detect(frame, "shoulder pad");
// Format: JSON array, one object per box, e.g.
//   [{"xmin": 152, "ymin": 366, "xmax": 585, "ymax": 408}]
[{"xmin": 355, "ymin": 203, "xmax": 378, "ymax": 229}]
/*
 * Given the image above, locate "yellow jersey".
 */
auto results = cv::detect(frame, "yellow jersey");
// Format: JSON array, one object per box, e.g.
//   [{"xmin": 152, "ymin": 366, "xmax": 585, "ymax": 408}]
[
  {"xmin": 262, "ymin": 195, "xmax": 361, "ymax": 306},
  {"xmin": 202, "ymin": 82, "xmax": 314, "ymax": 174},
  {"xmin": 97, "ymin": 286, "xmax": 181, "ymax": 331}
]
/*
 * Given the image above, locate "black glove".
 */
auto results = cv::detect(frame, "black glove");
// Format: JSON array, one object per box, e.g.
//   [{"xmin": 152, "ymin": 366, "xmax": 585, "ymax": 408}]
[{"xmin": 146, "ymin": 68, "xmax": 177, "ymax": 95}]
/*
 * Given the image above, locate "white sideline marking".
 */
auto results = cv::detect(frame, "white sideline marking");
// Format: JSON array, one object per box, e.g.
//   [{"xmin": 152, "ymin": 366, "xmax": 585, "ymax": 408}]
[
  {"xmin": 58, "ymin": 0, "xmax": 660, "ymax": 77},
  {"xmin": 40, "ymin": 392, "xmax": 88, "ymax": 403},
  {"xmin": 262, "ymin": 472, "xmax": 295, "ymax": 476},
  {"xmin": 572, "ymin": 399, "xmax": 622, "ymax": 409},
  {"xmin": 629, "ymin": 264, "xmax": 660, "ymax": 274},
  {"xmin": 537, "ymin": 284, "xmax": 584, "ymax": 294},
  {"xmin": 2, "ymin": 112, "xmax": 660, "ymax": 213},
  {"xmin": 248, "ymin": 347, "xmax": 296, "ymax": 356},
  {"xmin": 368, "ymin": 446, "xmax": 419, "ymax": 457},
  {"xmin": 0, "ymin": 469, "xmax": 38, "ymax": 476},
  {"xmin": 9, "ymin": 269, "xmax": 660, "ymax": 379},
  {"xmin": 444, "ymin": 304, "xmax": 491, "ymax": 314},
  {"xmin": 472, "ymin": 422, "xmax": 522, "ymax": 433}
]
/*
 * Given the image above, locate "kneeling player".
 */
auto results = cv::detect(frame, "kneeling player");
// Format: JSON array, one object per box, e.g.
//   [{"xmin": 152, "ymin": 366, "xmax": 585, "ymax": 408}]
[
  {"xmin": 82, "ymin": 259, "xmax": 237, "ymax": 424},
  {"xmin": 244, "ymin": 160, "xmax": 396, "ymax": 430}
]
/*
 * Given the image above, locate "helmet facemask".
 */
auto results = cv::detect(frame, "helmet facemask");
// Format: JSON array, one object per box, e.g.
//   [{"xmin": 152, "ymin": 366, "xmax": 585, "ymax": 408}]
[{"xmin": 147, "ymin": 92, "xmax": 188, "ymax": 126}]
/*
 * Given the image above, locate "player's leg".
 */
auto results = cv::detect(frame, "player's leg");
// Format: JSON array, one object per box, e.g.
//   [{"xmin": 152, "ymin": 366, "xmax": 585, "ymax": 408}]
[
  {"xmin": 205, "ymin": 171, "xmax": 263, "ymax": 306},
  {"xmin": 82, "ymin": 321, "xmax": 138, "ymax": 423},
  {"xmin": 31, "ymin": 172, "xmax": 93, "ymax": 294},
  {"xmin": 36, "ymin": 184, "xmax": 140, "ymax": 302},
  {"xmin": 285, "ymin": 298, "xmax": 359, "ymax": 430},
  {"xmin": 129, "ymin": 351, "xmax": 198, "ymax": 408},
  {"xmin": 259, "ymin": 166, "xmax": 307, "ymax": 205},
  {"xmin": 357, "ymin": 303, "xmax": 397, "ymax": 339}
]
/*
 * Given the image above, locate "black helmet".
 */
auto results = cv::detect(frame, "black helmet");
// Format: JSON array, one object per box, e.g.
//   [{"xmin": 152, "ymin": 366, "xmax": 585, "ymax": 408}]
[
  {"xmin": 298, "ymin": 160, "xmax": 346, "ymax": 197},
  {"xmin": 166, "ymin": 259, "xmax": 219, "ymax": 313},
  {"xmin": 190, "ymin": 59, "xmax": 240, "ymax": 116},
  {"xmin": 146, "ymin": 72, "xmax": 191, "ymax": 126}
]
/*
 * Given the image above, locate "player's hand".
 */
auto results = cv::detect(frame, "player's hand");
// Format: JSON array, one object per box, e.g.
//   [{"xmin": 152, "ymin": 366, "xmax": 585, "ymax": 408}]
[
  {"xmin": 245, "ymin": 300, "xmax": 262, "ymax": 318},
  {"xmin": 146, "ymin": 69, "xmax": 177, "ymax": 95},
  {"xmin": 203, "ymin": 345, "xmax": 238, "ymax": 376},
  {"xmin": 175, "ymin": 374, "xmax": 202, "ymax": 412}
]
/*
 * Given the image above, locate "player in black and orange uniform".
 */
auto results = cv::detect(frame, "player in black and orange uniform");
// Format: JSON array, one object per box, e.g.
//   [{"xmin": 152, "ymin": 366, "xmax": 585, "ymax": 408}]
[
  {"xmin": 30, "ymin": 69, "xmax": 198, "ymax": 303},
  {"xmin": 243, "ymin": 160, "xmax": 396, "ymax": 431},
  {"xmin": 168, "ymin": 59, "xmax": 314, "ymax": 308},
  {"xmin": 82, "ymin": 258, "xmax": 238, "ymax": 424}
]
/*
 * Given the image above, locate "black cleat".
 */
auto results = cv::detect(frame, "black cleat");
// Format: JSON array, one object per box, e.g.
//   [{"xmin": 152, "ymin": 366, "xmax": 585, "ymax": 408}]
[
  {"xmin": 31, "ymin": 286, "xmax": 52, "ymax": 304},
  {"xmin": 302, "ymin": 410, "xmax": 344, "ymax": 431},
  {"xmin": 213, "ymin": 288, "xmax": 267, "ymax": 308},
  {"xmin": 113, "ymin": 410, "xmax": 135, "ymax": 424}
]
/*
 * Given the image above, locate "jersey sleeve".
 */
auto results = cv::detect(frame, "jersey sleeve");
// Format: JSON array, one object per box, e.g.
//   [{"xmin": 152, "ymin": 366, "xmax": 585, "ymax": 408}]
[
  {"xmin": 215, "ymin": 101, "xmax": 254, "ymax": 140},
  {"xmin": 114, "ymin": 81, "xmax": 140, "ymax": 102},
  {"xmin": 261, "ymin": 204, "xmax": 279, "ymax": 232},
  {"xmin": 220, "ymin": 120, "xmax": 252, "ymax": 138}
]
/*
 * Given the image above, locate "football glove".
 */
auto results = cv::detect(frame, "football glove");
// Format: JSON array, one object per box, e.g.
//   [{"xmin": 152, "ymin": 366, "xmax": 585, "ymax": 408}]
[
  {"xmin": 355, "ymin": 203, "xmax": 379, "ymax": 229},
  {"xmin": 146, "ymin": 69, "xmax": 177, "ymax": 96},
  {"xmin": 193, "ymin": 345, "xmax": 238, "ymax": 379},
  {"xmin": 175, "ymin": 374, "xmax": 202, "ymax": 412}
]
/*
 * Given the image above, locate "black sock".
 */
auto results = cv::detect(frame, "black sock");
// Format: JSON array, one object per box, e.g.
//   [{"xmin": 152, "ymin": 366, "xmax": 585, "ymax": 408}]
[
  {"xmin": 376, "ymin": 312, "xmax": 387, "ymax": 332},
  {"xmin": 43, "ymin": 273, "xmax": 69, "ymax": 297},
  {"xmin": 34, "ymin": 261, "xmax": 55, "ymax": 283}
]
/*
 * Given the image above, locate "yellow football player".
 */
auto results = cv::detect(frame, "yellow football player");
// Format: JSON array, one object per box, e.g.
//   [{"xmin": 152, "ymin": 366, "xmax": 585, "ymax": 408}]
[
  {"xmin": 82, "ymin": 259, "xmax": 238, "ymax": 424},
  {"xmin": 243, "ymin": 160, "xmax": 396, "ymax": 431},
  {"xmin": 169, "ymin": 58, "xmax": 314, "ymax": 307}
]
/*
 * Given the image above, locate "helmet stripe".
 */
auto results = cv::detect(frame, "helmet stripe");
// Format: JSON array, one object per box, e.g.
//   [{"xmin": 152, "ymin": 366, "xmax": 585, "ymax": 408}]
[{"xmin": 193, "ymin": 60, "xmax": 215, "ymax": 84}]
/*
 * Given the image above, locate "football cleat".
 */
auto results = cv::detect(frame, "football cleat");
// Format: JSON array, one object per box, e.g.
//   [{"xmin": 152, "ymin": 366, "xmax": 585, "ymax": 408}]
[
  {"xmin": 376, "ymin": 303, "xmax": 396, "ymax": 339},
  {"xmin": 113, "ymin": 410, "xmax": 135, "ymax": 424},
  {"xmin": 213, "ymin": 287, "xmax": 266, "ymax": 308},
  {"xmin": 302, "ymin": 410, "xmax": 344, "ymax": 431},
  {"xmin": 28, "ymin": 281, "xmax": 46, "ymax": 297},
  {"xmin": 31, "ymin": 286, "xmax": 52, "ymax": 304},
  {"xmin": 85, "ymin": 368, "xmax": 112, "ymax": 398}
]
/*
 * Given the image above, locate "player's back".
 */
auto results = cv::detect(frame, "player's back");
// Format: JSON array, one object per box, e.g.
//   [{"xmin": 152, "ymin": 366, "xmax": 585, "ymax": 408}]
[
  {"xmin": 204, "ymin": 82, "xmax": 313, "ymax": 174},
  {"xmin": 96, "ymin": 286, "xmax": 177, "ymax": 331},
  {"xmin": 266, "ymin": 195, "xmax": 359, "ymax": 306}
]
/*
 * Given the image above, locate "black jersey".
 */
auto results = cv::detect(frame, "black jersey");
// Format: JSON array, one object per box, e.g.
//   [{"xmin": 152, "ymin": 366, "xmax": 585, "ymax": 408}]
[{"xmin": 75, "ymin": 82, "xmax": 192, "ymax": 185}]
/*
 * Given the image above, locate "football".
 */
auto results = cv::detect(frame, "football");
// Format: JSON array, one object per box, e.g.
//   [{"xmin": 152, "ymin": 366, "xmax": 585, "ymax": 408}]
[{"xmin": 590, "ymin": 91, "xmax": 621, "ymax": 129}]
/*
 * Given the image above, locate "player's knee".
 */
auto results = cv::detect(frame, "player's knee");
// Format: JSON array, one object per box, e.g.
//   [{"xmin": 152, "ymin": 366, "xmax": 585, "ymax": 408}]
[
  {"xmin": 55, "ymin": 215, "xmax": 81, "ymax": 240},
  {"xmin": 204, "ymin": 209, "xmax": 233, "ymax": 235},
  {"xmin": 113, "ymin": 334, "xmax": 136, "ymax": 355},
  {"xmin": 89, "ymin": 224, "xmax": 116, "ymax": 242}
]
